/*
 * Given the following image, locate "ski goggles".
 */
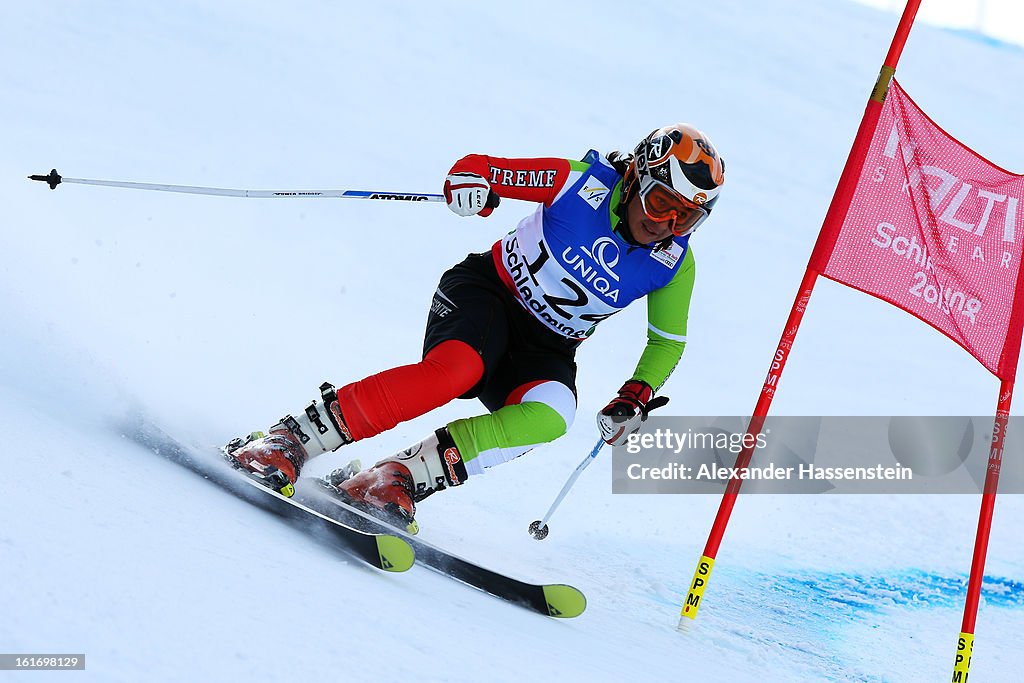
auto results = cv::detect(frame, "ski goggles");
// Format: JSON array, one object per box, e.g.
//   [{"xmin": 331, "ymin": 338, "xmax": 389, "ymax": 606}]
[{"xmin": 637, "ymin": 176, "xmax": 709, "ymax": 237}]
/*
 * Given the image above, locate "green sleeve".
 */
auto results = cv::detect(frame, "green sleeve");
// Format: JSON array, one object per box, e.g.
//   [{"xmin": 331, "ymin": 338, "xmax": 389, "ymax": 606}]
[{"xmin": 631, "ymin": 247, "xmax": 695, "ymax": 391}]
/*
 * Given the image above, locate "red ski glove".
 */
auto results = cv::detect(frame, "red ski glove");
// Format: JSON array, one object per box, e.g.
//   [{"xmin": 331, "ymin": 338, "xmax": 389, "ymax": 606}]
[
  {"xmin": 443, "ymin": 172, "xmax": 501, "ymax": 217},
  {"xmin": 596, "ymin": 380, "xmax": 670, "ymax": 446}
]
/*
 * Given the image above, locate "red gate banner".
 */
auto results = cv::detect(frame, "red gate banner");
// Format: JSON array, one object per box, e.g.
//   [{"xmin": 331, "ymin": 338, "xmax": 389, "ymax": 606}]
[{"xmin": 811, "ymin": 80, "xmax": 1024, "ymax": 380}]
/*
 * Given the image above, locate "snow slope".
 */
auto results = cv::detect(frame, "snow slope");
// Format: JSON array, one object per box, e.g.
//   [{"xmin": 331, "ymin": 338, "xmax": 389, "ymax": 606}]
[{"xmin": 2, "ymin": 1, "xmax": 1023, "ymax": 681}]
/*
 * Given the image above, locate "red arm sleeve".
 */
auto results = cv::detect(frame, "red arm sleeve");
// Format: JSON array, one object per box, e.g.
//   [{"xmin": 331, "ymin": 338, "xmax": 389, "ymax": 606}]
[{"xmin": 448, "ymin": 154, "xmax": 575, "ymax": 207}]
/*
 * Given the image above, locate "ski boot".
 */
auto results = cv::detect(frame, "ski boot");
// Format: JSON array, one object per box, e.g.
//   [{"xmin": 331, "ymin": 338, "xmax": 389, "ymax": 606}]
[
  {"xmin": 224, "ymin": 429, "xmax": 307, "ymax": 496},
  {"xmin": 224, "ymin": 382, "xmax": 354, "ymax": 497},
  {"xmin": 320, "ymin": 427, "xmax": 468, "ymax": 533}
]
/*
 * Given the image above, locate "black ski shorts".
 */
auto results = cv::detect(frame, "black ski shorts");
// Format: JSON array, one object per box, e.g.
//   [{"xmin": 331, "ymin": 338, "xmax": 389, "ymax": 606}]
[{"xmin": 422, "ymin": 251, "xmax": 579, "ymax": 412}]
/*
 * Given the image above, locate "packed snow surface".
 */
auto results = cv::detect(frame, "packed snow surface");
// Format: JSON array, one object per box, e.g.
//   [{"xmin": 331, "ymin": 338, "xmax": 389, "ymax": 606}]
[{"xmin": 2, "ymin": 1, "xmax": 1022, "ymax": 681}]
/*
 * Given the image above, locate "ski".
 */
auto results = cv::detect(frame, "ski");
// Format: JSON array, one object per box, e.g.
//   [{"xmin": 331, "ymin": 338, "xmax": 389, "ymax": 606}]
[
  {"xmin": 123, "ymin": 418, "xmax": 585, "ymax": 616},
  {"xmin": 123, "ymin": 420, "xmax": 414, "ymax": 573},
  {"xmin": 294, "ymin": 480, "xmax": 587, "ymax": 618}
]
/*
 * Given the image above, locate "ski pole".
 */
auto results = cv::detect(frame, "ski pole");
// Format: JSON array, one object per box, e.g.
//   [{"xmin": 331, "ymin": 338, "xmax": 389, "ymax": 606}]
[
  {"xmin": 529, "ymin": 437, "xmax": 606, "ymax": 540},
  {"xmin": 27, "ymin": 168, "xmax": 446, "ymax": 203},
  {"xmin": 529, "ymin": 395, "xmax": 671, "ymax": 540}
]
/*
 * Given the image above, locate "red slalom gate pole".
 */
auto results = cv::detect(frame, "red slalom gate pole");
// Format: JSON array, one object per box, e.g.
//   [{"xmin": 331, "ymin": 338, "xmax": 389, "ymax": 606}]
[
  {"xmin": 677, "ymin": 0, "xmax": 923, "ymax": 628},
  {"xmin": 676, "ymin": 269, "xmax": 817, "ymax": 628},
  {"xmin": 952, "ymin": 381, "xmax": 1014, "ymax": 682}
]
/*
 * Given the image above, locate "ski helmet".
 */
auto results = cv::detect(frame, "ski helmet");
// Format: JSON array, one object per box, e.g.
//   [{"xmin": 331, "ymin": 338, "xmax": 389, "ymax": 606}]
[{"xmin": 623, "ymin": 123, "xmax": 725, "ymax": 237}]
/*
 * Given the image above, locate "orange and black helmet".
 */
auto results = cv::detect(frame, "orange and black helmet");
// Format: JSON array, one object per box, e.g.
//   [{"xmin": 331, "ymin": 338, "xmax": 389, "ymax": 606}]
[{"xmin": 622, "ymin": 124, "xmax": 726, "ymax": 236}]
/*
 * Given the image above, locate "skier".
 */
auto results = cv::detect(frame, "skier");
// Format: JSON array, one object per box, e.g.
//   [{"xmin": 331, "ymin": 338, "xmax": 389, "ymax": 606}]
[{"xmin": 226, "ymin": 123, "xmax": 725, "ymax": 530}]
